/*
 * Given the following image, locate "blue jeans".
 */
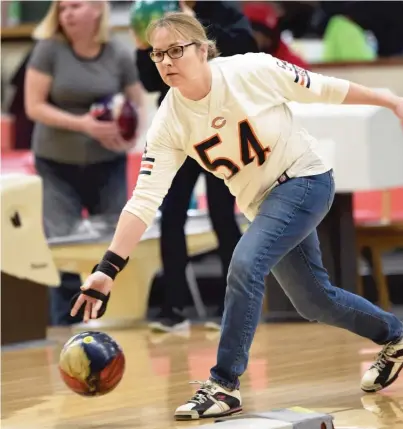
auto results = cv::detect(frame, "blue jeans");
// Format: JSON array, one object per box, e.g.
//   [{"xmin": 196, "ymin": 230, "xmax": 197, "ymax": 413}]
[{"xmin": 210, "ymin": 170, "xmax": 402, "ymax": 390}]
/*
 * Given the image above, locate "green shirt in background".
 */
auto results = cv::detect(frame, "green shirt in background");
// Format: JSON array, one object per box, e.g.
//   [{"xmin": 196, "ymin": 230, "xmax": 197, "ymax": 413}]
[{"xmin": 323, "ymin": 15, "xmax": 377, "ymax": 63}]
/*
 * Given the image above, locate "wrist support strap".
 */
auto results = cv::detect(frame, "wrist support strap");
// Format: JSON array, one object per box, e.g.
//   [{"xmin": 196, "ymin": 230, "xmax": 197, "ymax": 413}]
[
  {"xmin": 92, "ymin": 250, "xmax": 129, "ymax": 280},
  {"xmin": 103, "ymin": 250, "xmax": 129, "ymax": 271}
]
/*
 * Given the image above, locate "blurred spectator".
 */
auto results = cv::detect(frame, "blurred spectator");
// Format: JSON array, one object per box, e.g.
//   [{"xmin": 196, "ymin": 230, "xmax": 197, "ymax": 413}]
[
  {"xmin": 243, "ymin": 2, "xmax": 309, "ymax": 69},
  {"xmin": 309, "ymin": 1, "xmax": 351, "ymax": 37},
  {"xmin": 273, "ymin": 1, "xmax": 317, "ymax": 38},
  {"xmin": 24, "ymin": 0, "xmax": 146, "ymax": 326},
  {"xmin": 322, "ymin": 15, "xmax": 376, "ymax": 62},
  {"xmin": 314, "ymin": 1, "xmax": 403, "ymax": 59},
  {"xmin": 345, "ymin": 1, "xmax": 403, "ymax": 58}
]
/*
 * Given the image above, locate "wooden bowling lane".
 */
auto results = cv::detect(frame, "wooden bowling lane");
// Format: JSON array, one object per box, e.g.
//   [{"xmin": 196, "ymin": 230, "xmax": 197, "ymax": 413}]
[{"xmin": 2, "ymin": 323, "xmax": 403, "ymax": 429}]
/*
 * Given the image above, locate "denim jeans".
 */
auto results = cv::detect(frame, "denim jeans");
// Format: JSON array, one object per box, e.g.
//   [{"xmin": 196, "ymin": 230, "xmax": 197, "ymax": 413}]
[{"xmin": 210, "ymin": 170, "xmax": 403, "ymax": 390}]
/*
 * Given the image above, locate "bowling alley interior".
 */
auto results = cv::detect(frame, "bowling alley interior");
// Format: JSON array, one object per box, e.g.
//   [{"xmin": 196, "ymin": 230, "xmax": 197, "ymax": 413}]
[{"xmin": 1, "ymin": 1, "xmax": 403, "ymax": 429}]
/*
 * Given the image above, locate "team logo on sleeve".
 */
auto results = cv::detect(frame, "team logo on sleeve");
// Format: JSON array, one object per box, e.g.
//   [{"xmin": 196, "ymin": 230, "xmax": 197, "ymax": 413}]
[
  {"xmin": 139, "ymin": 155, "xmax": 155, "ymax": 176},
  {"xmin": 276, "ymin": 59, "xmax": 311, "ymax": 89}
]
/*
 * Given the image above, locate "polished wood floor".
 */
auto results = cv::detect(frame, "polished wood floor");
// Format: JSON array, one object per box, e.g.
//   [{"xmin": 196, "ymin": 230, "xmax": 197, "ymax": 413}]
[{"xmin": 2, "ymin": 323, "xmax": 403, "ymax": 429}]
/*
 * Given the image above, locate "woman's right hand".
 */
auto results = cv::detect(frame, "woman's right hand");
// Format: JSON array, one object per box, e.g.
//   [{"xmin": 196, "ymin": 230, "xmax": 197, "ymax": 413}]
[
  {"xmin": 70, "ymin": 271, "xmax": 114, "ymax": 322},
  {"xmin": 80, "ymin": 114, "xmax": 128, "ymax": 152}
]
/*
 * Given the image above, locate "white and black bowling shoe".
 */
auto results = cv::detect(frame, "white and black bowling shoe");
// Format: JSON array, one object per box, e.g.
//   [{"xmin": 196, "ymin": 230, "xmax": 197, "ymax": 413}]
[{"xmin": 174, "ymin": 379, "xmax": 242, "ymax": 420}]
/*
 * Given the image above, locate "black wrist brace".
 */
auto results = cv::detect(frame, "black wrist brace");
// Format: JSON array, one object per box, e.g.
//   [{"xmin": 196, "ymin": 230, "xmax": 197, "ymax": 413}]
[{"xmin": 93, "ymin": 250, "xmax": 130, "ymax": 280}]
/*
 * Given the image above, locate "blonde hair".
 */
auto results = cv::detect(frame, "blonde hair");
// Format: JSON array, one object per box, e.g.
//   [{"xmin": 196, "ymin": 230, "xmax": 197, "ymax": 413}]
[
  {"xmin": 146, "ymin": 12, "xmax": 220, "ymax": 61},
  {"xmin": 32, "ymin": 0, "xmax": 110, "ymax": 43}
]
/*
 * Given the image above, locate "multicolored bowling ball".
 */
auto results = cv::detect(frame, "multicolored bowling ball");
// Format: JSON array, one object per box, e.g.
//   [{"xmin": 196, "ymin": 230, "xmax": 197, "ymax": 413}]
[
  {"xmin": 90, "ymin": 93, "xmax": 138, "ymax": 141},
  {"xmin": 59, "ymin": 331, "xmax": 125, "ymax": 396},
  {"xmin": 130, "ymin": 0, "xmax": 180, "ymax": 45}
]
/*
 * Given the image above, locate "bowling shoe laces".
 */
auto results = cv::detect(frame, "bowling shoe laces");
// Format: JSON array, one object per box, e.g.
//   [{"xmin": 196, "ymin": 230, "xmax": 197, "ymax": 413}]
[
  {"xmin": 174, "ymin": 379, "xmax": 242, "ymax": 420},
  {"xmin": 361, "ymin": 336, "xmax": 403, "ymax": 392}
]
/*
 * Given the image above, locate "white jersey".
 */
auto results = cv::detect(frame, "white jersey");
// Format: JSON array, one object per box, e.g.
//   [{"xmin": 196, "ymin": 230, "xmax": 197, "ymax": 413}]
[{"xmin": 124, "ymin": 52, "xmax": 350, "ymax": 226}]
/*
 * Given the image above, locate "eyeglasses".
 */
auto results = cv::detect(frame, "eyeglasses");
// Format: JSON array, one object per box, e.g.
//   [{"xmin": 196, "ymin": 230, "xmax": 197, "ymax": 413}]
[{"xmin": 149, "ymin": 43, "xmax": 196, "ymax": 63}]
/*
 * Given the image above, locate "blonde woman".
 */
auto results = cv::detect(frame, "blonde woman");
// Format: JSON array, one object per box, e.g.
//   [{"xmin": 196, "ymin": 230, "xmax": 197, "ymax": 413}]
[
  {"xmin": 71, "ymin": 12, "xmax": 403, "ymax": 419},
  {"xmin": 25, "ymin": 0, "xmax": 146, "ymax": 326}
]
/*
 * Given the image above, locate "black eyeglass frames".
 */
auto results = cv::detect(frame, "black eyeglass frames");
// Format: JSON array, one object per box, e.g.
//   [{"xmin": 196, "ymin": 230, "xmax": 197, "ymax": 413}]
[{"xmin": 149, "ymin": 43, "xmax": 196, "ymax": 63}]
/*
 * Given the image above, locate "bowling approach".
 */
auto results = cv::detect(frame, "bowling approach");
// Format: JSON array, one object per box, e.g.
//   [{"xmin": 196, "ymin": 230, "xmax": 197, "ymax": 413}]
[
  {"xmin": 59, "ymin": 331, "xmax": 334, "ymax": 429},
  {"xmin": 58, "ymin": 330, "xmax": 336, "ymax": 428},
  {"xmin": 3, "ymin": 323, "xmax": 402, "ymax": 428}
]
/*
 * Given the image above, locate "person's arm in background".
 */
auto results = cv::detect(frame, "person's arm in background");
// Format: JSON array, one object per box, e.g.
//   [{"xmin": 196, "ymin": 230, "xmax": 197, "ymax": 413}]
[{"xmin": 25, "ymin": 40, "xmax": 119, "ymax": 147}]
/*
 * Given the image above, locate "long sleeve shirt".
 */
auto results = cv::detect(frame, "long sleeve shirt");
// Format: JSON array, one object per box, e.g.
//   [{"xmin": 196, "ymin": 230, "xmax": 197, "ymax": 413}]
[{"xmin": 124, "ymin": 53, "xmax": 349, "ymax": 225}]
